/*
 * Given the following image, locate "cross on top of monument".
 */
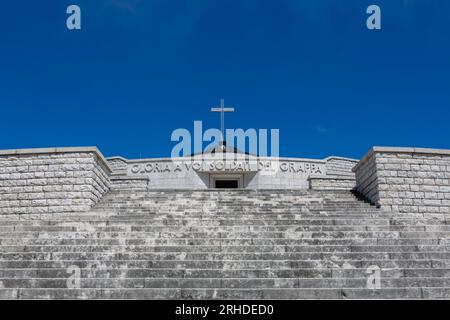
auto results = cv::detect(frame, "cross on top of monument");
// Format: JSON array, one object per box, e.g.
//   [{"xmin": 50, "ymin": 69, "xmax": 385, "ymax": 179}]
[{"xmin": 211, "ymin": 99, "xmax": 235, "ymax": 148}]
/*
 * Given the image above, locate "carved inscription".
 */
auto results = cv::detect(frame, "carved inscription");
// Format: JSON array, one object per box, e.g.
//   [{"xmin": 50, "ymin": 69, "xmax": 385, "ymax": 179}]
[{"xmin": 129, "ymin": 160, "xmax": 325, "ymax": 175}]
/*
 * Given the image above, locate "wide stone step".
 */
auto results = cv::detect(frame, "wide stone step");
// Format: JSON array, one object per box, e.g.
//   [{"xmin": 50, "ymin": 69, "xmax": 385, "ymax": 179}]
[
  {"xmin": 99, "ymin": 206, "xmax": 384, "ymax": 212},
  {"xmin": 90, "ymin": 209, "xmax": 381, "ymax": 215},
  {"xmin": 99, "ymin": 191, "xmax": 355, "ymax": 197},
  {"xmin": 1, "ymin": 277, "xmax": 450, "ymax": 290},
  {"xmin": 1, "ymin": 225, "xmax": 449, "ymax": 233},
  {"xmin": 2, "ymin": 216, "xmax": 446, "ymax": 225},
  {"xmin": 96, "ymin": 197, "xmax": 369, "ymax": 202},
  {"xmin": 2, "ymin": 239, "xmax": 449, "ymax": 248},
  {"xmin": 0, "ymin": 244, "xmax": 448, "ymax": 255},
  {"xmin": 2, "ymin": 238, "xmax": 445, "ymax": 247},
  {"xmin": 98, "ymin": 195, "xmax": 361, "ymax": 201},
  {"xmin": 0, "ymin": 267, "xmax": 449, "ymax": 279},
  {"xmin": 2, "ymin": 287, "xmax": 449, "ymax": 299},
  {"xmin": 94, "ymin": 203, "xmax": 372, "ymax": 210},
  {"xmin": 117, "ymin": 213, "xmax": 447, "ymax": 219},
  {"xmin": 1, "ymin": 251, "xmax": 449, "ymax": 260},
  {"xmin": 1, "ymin": 212, "xmax": 428, "ymax": 222},
  {"xmin": 0, "ymin": 259, "xmax": 447, "ymax": 269},
  {"xmin": 93, "ymin": 198, "xmax": 347, "ymax": 203},
  {"xmin": 1, "ymin": 222, "xmax": 446, "ymax": 232},
  {"xmin": 0, "ymin": 217, "xmax": 417, "ymax": 225},
  {"xmin": 92, "ymin": 197, "xmax": 369, "ymax": 203},
  {"xmin": 97, "ymin": 206, "xmax": 374, "ymax": 211},
  {"xmin": 93, "ymin": 201, "xmax": 372, "ymax": 206},
  {"xmin": 1, "ymin": 231, "xmax": 448, "ymax": 239},
  {"xmin": 0, "ymin": 218, "xmax": 396, "ymax": 227}
]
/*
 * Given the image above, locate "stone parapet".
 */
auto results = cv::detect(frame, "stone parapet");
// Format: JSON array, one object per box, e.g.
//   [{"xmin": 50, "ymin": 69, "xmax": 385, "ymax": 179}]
[
  {"xmin": 0, "ymin": 147, "xmax": 111, "ymax": 214},
  {"xmin": 106, "ymin": 156, "xmax": 128, "ymax": 175},
  {"xmin": 353, "ymin": 147, "xmax": 450, "ymax": 214},
  {"xmin": 110, "ymin": 176, "xmax": 149, "ymax": 191},
  {"xmin": 309, "ymin": 175, "xmax": 356, "ymax": 191},
  {"xmin": 324, "ymin": 156, "xmax": 358, "ymax": 178}
]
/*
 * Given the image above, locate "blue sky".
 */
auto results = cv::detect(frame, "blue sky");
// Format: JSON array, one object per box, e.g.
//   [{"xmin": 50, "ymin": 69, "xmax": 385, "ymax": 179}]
[{"xmin": 0, "ymin": 0, "xmax": 449, "ymax": 160}]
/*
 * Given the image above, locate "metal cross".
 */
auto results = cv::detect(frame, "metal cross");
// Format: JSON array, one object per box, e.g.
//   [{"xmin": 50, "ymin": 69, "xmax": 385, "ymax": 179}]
[{"xmin": 211, "ymin": 99, "xmax": 235, "ymax": 143}]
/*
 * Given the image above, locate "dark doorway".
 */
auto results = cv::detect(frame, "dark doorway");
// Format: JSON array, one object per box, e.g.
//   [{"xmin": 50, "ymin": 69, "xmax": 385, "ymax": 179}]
[{"xmin": 215, "ymin": 180, "xmax": 239, "ymax": 189}]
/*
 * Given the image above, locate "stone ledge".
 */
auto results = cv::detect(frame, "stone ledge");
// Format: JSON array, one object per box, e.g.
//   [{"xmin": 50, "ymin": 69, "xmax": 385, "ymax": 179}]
[
  {"xmin": 309, "ymin": 175, "xmax": 356, "ymax": 181},
  {"xmin": 0, "ymin": 147, "xmax": 112, "ymax": 173},
  {"xmin": 126, "ymin": 156, "xmax": 329, "ymax": 164},
  {"xmin": 110, "ymin": 155, "xmax": 360, "ymax": 164},
  {"xmin": 110, "ymin": 176, "xmax": 149, "ymax": 181},
  {"xmin": 324, "ymin": 156, "xmax": 359, "ymax": 163},
  {"xmin": 106, "ymin": 156, "xmax": 128, "ymax": 162}
]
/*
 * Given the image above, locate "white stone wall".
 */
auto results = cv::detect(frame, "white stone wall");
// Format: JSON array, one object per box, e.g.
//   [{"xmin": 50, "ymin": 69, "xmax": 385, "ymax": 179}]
[
  {"xmin": 325, "ymin": 157, "xmax": 358, "ymax": 177},
  {"xmin": 309, "ymin": 176, "xmax": 356, "ymax": 191},
  {"xmin": 107, "ymin": 157, "xmax": 127, "ymax": 175},
  {"xmin": 353, "ymin": 152, "xmax": 379, "ymax": 204},
  {"xmin": 0, "ymin": 148, "xmax": 111, "ymax": 214},
  {"xmin": 126, "ymin": 157, "xmax": 329, "ymax": 190},
  {"xmin": 354, "ymin": 147, "xmax": 450, "ymax": 215},
  {"xmin": 110, "ymin": 177, "xmax": 149, "ymax": 191},
  {"xmin": 123, "ymin": 156, "xmax": 357, "ymax": 190}
]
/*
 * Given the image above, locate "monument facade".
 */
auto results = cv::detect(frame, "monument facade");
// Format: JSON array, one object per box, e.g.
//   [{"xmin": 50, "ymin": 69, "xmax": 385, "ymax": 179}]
[
  {"xmin": 1, "ymin": 146, "xmax": 450, "ymax": 215},
  {"xmin": 0, "ymin": 145, "xmax": 449, "ymax": 300}
]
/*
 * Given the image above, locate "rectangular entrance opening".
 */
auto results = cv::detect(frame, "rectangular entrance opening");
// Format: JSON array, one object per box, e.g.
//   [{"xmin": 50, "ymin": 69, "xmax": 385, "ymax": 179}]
[{"xmin": 215, "ymin": 180, "xmax": 239, "ymax": 189}]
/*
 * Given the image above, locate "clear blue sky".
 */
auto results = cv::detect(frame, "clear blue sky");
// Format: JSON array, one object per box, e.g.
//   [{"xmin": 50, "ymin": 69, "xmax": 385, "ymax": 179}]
[{"xmin": 0, "ymin": 0, "xmax": 449, "ymax": 160}]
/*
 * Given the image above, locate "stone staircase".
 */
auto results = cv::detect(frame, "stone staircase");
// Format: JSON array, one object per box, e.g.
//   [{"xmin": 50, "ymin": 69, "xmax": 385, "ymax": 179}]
[{"xmin": 0, "ymin": 189, "xmax": 449, "ymax": 299}]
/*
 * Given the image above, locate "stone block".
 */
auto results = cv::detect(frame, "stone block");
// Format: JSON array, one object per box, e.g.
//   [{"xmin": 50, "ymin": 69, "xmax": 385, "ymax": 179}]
[{"xmin": 0, "ymin": 147, "xmax": 111, "ymax": 214}]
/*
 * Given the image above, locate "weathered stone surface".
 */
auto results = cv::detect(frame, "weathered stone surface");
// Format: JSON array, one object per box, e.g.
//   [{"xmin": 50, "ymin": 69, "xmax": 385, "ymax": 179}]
[
  {"xmin": 309, "ymin": 176, "xmax": 356, "ymax": 190},
  {"xmin": 0, "ymin": 188, "xmax": 448, "ymax": 299},
  {"xmin": 354, "ymin": 147, "xmax": 450, "ymax": 215},
  {"xmin": 110, "ymin": 176, "xmax": 149, "ymax": 191},
  {"xmin": 0, "ymin": 146, "xmax": 449, "ymax": 299},
  {"xmin": 0, "ymin": 148, "xmax": 111, "ymax": 214}
]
